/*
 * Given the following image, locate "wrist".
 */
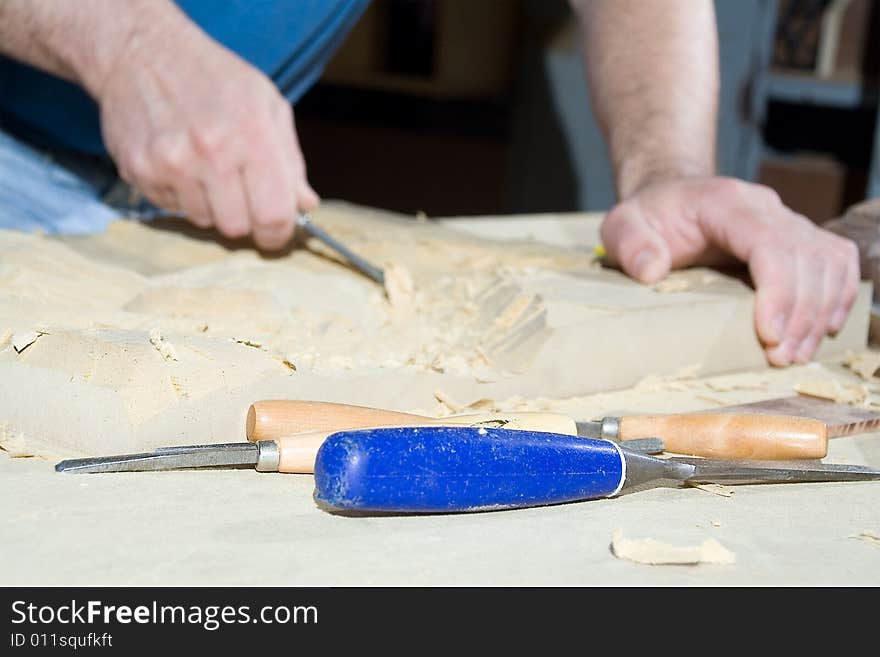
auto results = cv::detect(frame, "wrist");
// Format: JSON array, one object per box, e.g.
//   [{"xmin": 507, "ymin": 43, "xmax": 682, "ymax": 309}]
[
  {"xmin": 58, "ymin": 0, "xmax": 188, "ymax": 99},
  {"xmin": 616, "ymin": 154, "xmax": 715, "ymax": 200}
]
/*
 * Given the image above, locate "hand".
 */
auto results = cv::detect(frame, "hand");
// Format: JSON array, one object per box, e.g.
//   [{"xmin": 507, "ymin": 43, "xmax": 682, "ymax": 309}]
[
  {"xmin": 95, "ymin": 16, "xmax": 318, "ymax": 250},
  {"xmin": 600, "ymin": 176, "xmax": 860, "ymax": 366}
]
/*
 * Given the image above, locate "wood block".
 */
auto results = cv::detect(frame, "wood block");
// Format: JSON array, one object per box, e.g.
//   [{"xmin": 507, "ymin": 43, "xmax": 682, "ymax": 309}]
[{"xmin": 0, "ymin": 201, "xmax": 870, "ymax": 456}]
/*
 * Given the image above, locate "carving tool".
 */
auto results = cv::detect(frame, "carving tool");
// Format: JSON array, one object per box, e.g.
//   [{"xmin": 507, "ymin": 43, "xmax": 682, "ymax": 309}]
[
  {"xmin": 55, "ymin": 425, "xmax": 662, "ymax": 475},
  {"xmin": 312, "ymin": 426, "xmax": 880, "ymax": 514},
  {"xmin": 246, "ymin": 399, "xmax": 826, "ymax": 460},
  {"xmin": 296, "ymin": 214, "xmax": 385, "ymax": 285},
  {"xmin": 245, "ymin": 400, "xmax": 664, "ymax": 454}
]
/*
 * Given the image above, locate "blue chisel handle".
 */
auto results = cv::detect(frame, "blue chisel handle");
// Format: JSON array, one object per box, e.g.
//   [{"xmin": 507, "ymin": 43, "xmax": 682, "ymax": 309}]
[{"xmin": 313, "ymin": 426, "xmax": 626, "ymax": 513}]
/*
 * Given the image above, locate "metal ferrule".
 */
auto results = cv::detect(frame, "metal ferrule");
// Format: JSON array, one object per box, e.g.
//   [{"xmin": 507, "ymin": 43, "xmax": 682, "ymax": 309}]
[
  {"xmin": 601, "ymin": 416, "xmax": 621, "ymax": 440},
  {"xmin": 255, "ymin": 440, "xmax": 280, "ymax": 472}
]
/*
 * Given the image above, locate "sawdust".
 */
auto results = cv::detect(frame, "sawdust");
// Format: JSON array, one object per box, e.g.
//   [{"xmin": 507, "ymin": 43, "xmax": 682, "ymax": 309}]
[
  {"xmin": 148, "ymin": 328, "xmax": 178, "ymax": 362},
  {"xmin": 843, "ymin": 350, "xmax": 880, "ymax": 380},
  {"xmin": 610, "ymin": 529, "xmax": 736, "ymax": 565},
  {"xmin": 794, "ymin": 378, "xmax": 868, "ymax": 405}
]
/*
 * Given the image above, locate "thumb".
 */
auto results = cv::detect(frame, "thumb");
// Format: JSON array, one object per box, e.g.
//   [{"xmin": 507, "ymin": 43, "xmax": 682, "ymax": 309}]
[{"xmin": 600, "ymin": 202, "xmax": 672, "ymax": 283}]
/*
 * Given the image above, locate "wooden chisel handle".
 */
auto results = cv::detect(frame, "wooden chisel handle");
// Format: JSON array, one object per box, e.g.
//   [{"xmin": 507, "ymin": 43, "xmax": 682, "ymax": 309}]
[
  {"xmin": 274, "ymin": 431, "xmax": 331, "ymax": 473},
  {"xmin": 246, "ymin": 400, "xmax": 577, "ymax": 441},
  {"xmin": 618, "ymin": 413, "xmax": 828, "ymax": 459}
]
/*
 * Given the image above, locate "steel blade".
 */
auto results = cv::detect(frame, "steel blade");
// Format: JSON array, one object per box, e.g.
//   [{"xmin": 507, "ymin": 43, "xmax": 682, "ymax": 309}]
[
  {"xmin": 675, "ymin": 457, "xmax": 880, "ymax": 485},
  {"xmin": 55, "ymin": 442, "xmax": 259, "ymax": 473}
]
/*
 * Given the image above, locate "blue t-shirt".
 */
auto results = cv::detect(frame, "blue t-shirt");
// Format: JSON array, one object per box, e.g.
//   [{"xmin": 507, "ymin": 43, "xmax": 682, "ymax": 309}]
[{"xmin": 0, "ymin": 0, "xmax": 369, "ymax": 154}]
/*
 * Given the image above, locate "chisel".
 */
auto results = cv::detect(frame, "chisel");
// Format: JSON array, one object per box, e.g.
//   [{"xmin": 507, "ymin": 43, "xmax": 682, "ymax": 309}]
[
  {"xmin": 312, "ymin": 426, "xmax": 880, "ymax": 514},
  {"xmin": 246, "ymin": 400, "xmax": 664, "ymax": 454},
  {"xmin": 246, "ymin": 400, "xmax": 828, "ymax": 460}
]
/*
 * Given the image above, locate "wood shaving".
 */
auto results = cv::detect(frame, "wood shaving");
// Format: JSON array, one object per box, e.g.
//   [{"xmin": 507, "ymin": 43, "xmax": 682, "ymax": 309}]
[
  {"xmin": 384, "ymin": 262, "xmax": 415, "ymax": 309},
  {"xmin": 434, "ymin": 389, "xmax": 465, "ymax": 414},
  {"xmin": 704, "ymin": 375, "xmax": 769, "ymax": 391},
  {"xmin": 843, "ymin": 350, "xmax": 880, "ymax": 380},
  {"xmin": 232, "ymin": 337, "xmax": 263, "ymax": 349},
  {"xmin": 13, "ymin": 330, "xmax": 47, "ymax": 354},
  {"xmin": 653, "ymin": 278, "xmax": 691, "ymax": 294},
  {"xmin": 794, "ymin": 378, "xmax": 868, "ymax": 405},
  {"xmin": 634, "ymin": 363, "xmax": 703, "ymax": 391},
  {"xmin": 0, "ymin": 429, "xmax": 35, "ymax": 457},
  {"xmin": 850, "ymin": 530, "xmax": 880, "ymax": 546},
  {"xmin": 610, "ymin": 529, "xmax": 735, "ymax": 565},
  {"xmin": 0, "ymin": 328, "xmax": 11, "ymax": 351},
  {"xmin": 691, "ymin": 483, "xmax": 735, "ymax": 497},
  {"xmin": 148, "ymin": 328, "xmax": 178, "ymax": 362}
]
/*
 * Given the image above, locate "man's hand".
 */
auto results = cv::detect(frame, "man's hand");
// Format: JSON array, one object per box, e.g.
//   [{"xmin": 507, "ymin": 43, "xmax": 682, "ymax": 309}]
[
  {"xmin": 601, "ymin": 177, "xmax": 860, "ymax": 366},
  {"xmin": 96, "ymin": 14, "xmax": 318, "ymax": 250},
  {"xmin": 0, "ymin": 0, "xmax": 317, "ymax": 250}
]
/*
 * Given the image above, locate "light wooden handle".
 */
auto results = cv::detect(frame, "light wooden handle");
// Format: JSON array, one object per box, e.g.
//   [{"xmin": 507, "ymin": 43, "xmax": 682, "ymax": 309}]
[
  {"xmin": 619, "ymin": 413, "xmax": 828, "ymax": 459},
  {"xmin": 275, "ymin": 431, "xmax": 332, "ymax": 474},
  {"xmin": 247, "ymin": 400, "xmax": 424, "ymax": 440},
  {"xmin": 247, "ymin": 400, "xmax": 577, "ymax": 441}
]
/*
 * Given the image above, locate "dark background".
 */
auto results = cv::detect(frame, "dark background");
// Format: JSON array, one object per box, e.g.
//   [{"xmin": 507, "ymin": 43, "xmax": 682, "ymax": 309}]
[{"xmin": 294, "ymin": 0, "xmax": 880, "ymax": 222}]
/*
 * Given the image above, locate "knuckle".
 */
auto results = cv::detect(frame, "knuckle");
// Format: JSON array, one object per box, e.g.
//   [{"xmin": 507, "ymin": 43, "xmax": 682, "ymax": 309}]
[
  {"xmin": 150, "ymin": 134, "xmax": 189, "ymax": 173},
  {"xmin": 123, "ymin": 150, "xmax": 156, "ymax": 185}
]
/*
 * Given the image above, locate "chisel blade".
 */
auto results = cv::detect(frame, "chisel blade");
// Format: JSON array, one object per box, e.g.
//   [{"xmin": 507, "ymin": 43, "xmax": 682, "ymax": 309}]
[
  {"xmin": 673, "ymin": 456, "xmax": 880, "ymax": 485},
  {"xmin": 55, "ymin": 442, "xmax": 259, "ymax": 473}
]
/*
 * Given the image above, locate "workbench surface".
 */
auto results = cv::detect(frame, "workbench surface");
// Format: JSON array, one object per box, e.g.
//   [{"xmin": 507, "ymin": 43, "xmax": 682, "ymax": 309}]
[
  {"xmin": 5, "ymin": 363, "xmax": 879, "ymax": 586},
  {"xmin": 3, "ymin": 209, "xmax": 879, "ymax": 585}
]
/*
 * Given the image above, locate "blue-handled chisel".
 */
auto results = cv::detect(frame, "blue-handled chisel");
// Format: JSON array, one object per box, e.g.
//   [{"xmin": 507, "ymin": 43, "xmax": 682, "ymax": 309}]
[{"xmin": 313, "ymin": 426, "xmax": 880, "ymax": 513}]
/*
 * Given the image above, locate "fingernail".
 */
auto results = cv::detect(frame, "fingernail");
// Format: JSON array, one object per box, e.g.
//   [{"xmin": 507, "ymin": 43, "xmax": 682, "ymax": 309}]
[
  {"xmin": 769, "ymin": 339, "xmax": 796, "ymax": 366},
  {"xmin": 633, "ymin": 248, "xmax": 663, "ymax": 282},
  {"xmin": 769, "ymin": 313, "xmax": 787, "ymax": 344},
  {"xmin": 829, "ymin": 308, "xmax": 847, "ymax": 332}
]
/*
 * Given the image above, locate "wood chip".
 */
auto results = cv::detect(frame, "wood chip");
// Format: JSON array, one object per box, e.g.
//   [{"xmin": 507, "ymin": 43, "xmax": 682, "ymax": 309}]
[
  {"xmin": 384, "ymin": 262, "xmax": 415, "ymax": 309},
  {"xmin": 232, "ymin": 337, "xmax": 263, "ymax": 349},
  {"xmin": 434, "ymin": 389, "xmax": 464, "ymax": 413},
  {"xmin": 0, "ymin": 328, "xmax": 11, "ymax": 350},
  {"xmin": 610, "ymin": 529, "xmax": 735, "ymax": 565},
  {"xmin": 12, "ymin": 330, "xmax": 45, "ymax": 354},
  {"xmin": 794, "ymin": 378, "xmax": 868, "ymax": 405},
  {"xmin": 843, "ymin": 350, "xmax": 880, "ymax": 380},
  {"xmin": 850, "ymin": 530, "xmax": 880, "ymax": 546},
  {"xmin": 148, "ymin": 328, "xmax": 178, "ymax": 362}
]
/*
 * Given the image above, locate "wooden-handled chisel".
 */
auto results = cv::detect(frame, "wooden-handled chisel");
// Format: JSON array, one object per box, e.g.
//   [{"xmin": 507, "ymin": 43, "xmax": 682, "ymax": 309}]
[
  {"xmin": 245, "ymin": 400, "xmax": 663, "ymax": 453},
  {"xmin": 246, "ymin": 400, "xmax": 828, "ymax": 460}
]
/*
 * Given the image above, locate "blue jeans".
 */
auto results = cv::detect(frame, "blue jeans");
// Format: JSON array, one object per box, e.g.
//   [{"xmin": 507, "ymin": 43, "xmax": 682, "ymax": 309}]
[{"xmin": 0, "ymin": 128, "xmax": 162, "ymax": 234}]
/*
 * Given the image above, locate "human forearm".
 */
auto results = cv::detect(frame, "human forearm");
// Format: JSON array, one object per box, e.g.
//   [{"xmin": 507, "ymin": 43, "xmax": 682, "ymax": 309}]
[
  {"xmin": 571, "ymin": 0, "xmax": 719, "ymax": 198},
  {"xmin": 0, "ymin": 0, "xmax": 190, "ymax": 97}
]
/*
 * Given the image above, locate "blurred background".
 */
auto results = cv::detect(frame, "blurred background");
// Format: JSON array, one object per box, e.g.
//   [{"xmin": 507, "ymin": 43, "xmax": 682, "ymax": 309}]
[{"xmin": 295, "ymin": 0, "xmax": 880, "ymax": 220}]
